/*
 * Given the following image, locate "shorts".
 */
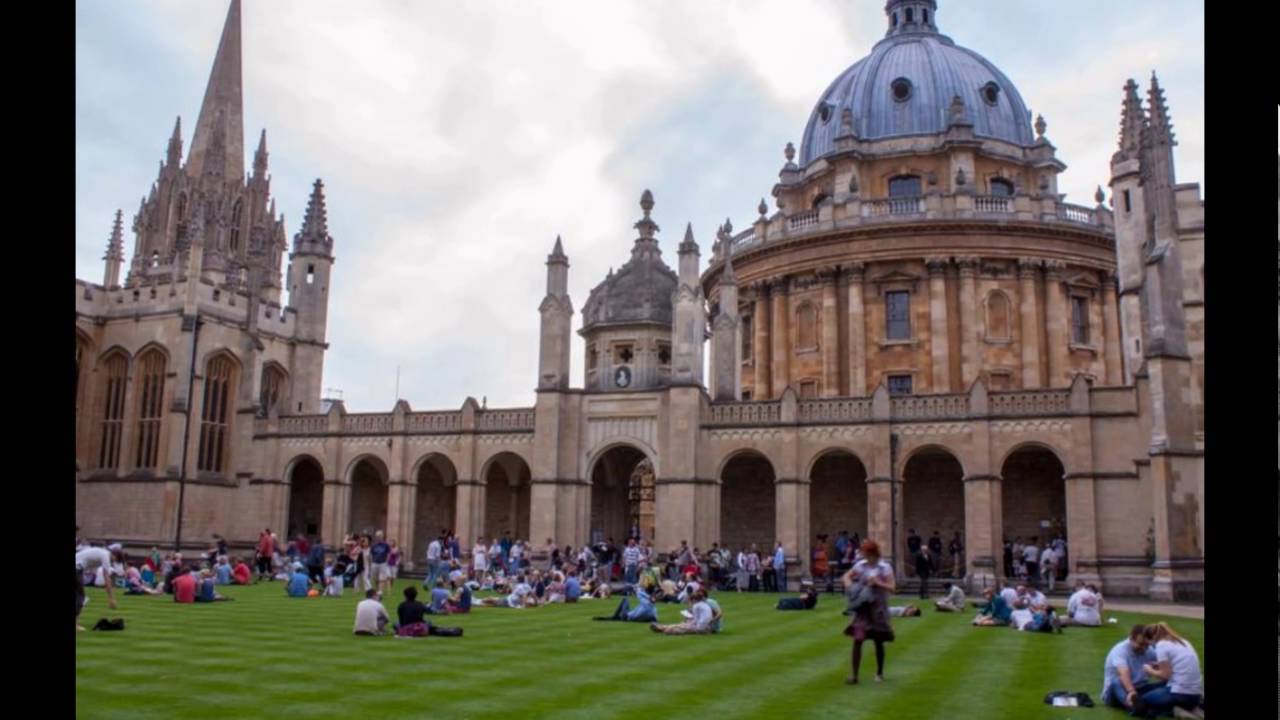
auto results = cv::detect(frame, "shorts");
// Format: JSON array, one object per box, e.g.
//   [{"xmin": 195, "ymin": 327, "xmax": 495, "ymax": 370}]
[
  {"xmin": 370, "ymin": 563, "xmax": 390, "ymax": 582},
  {"xmin": 388, "ymin": 564, "xmax": 399, "ymax": 579}
]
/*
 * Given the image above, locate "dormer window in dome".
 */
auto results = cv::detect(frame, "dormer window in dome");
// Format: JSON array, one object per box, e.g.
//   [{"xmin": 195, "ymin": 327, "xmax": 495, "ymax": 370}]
[
  {"xmin": 818, "ymin": 102, "xmax": 834, "ymax": 124},
  {"xmin": 981, "ymin": 82, "xmax": 1001, "ymax": 106},
  {"xmin": 888, "ymin": 175, "xmax": 923, "ymax": 198},
  {"xmin": 891, "ymin": 77, "xmax": 913, "ymax": 102},
  {"xmin": 989, "ymin": 178, "xmax": 1014, "ymax": 197},
  {"xmin": 905, "ymin": 7, "xmax": 914, "ymax": 23}
]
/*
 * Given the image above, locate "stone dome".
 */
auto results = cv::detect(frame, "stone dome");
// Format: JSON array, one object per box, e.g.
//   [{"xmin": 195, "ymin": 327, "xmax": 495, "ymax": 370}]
[
  {"xmin": 581, "ymin": 190, "xmax": 678, "ymax": 331},
  {"xmin": 799, "ymin": 1, "xmax": 1034, "ymax": 166}
]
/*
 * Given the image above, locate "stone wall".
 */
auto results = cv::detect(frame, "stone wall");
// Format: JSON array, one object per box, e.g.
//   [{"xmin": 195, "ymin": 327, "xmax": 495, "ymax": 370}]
[{"xmin": 719, "ymin": 454, "xmax": 776, "ymax": 553}]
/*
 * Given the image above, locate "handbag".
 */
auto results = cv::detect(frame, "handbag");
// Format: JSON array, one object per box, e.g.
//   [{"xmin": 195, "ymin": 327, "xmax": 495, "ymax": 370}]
[{"xmin": 844, "ymin": 580, "xmax": 874, "ymax": 612}]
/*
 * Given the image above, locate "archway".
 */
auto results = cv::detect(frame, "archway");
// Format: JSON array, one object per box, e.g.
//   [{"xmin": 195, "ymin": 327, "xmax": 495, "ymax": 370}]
[
  {"xmin": 414, "ymin": 455, "xmax": 457, "ymax": 563},
  {"xmin": 718, "ymin": 451, "xmax": 776, "ymax": 556},
  {"xmin": 286, "ymin": 456, "xmax": 323, "ymax": 541},
  {"xmin": 903, "ymin": 447, "xmax": 964, "ymax": 577},
  {"xmin": 589, "ymin": 445, "xmax": 652, "ymax": 545},
  {"xmin": 809, "ymin": 450, "xmax": 868, "ymax": 559},
  {"xmin": 1000, "ymin": 445, "xmax": 1067, "ymax": 569},
  {"xmin": 349, "ymin": 456, "xmax": 389, "ymax": 536},
  {"xmin": 482, "ymin": 452, "xmax": 531, "ymax": 542}
]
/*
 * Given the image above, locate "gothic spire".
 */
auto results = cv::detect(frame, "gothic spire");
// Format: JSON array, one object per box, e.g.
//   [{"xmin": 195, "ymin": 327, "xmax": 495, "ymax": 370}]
[
  {"xmin": 719, "ymin": 240, "xmax": 736, "ymax": 285},
  {"xmin": 293, "ymin": 178, "xmax": 332, "ymax": 252},
  {"xmin": 548, "ymin": 234, "xmax": 567, "ymax": 263},
  {"xmin": 186, "ymin": 0, "xmax": 244, "ymax": 182},
  {"xmin": 166, "ymin": 116, "xmax": 183, "ymax": 167},
  {"xmin": 1115, "ymin": 78, "xmax": 1145, "ymax": 163},
  {"xmin": 631, "ymin": 189, "xmax": 661, "ymax": 261},
  {"xmin": 253, "ymin": 128, "xmax": 269, "ymax": 176},
  {"xmin": 678, "ymin": 222, "xmax": 698, "ymax": 255},
  {"xmin": 1146, "ymin": 72, "xmax": 1175, "ymax": 148},
  {"xmin": 104, "ymin": 210, "xmax": 125, "ymax": 262}
]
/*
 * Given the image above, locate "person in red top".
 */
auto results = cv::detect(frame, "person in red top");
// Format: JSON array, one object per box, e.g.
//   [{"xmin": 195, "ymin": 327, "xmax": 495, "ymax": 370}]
[
  {"xmin": 232, "ymin": 558, "xmax": 252, "ymax": 585},
  {"xmin": 172, "ymin": 569, "xmax": 198, "ymax": 604},
  {"xmin": 255, "ymin": 529, "xmax": 274, "ymax": 581}
]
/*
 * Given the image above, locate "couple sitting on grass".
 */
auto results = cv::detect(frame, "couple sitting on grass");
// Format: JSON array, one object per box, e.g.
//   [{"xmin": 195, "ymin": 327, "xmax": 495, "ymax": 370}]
[
  {"xmin": 592, "ymin": 584, "xmax": 722, "ymax": 635},
  {"xmin": 351, "ymin": 588, "xmax": 464, "ymax": 638},
  {"xmin": 1102, "ymin": 622, "xmax": 1203, "ymax": 718}
]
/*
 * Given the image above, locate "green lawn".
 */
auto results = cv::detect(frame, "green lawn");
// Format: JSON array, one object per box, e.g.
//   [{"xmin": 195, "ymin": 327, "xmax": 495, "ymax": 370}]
[{"xmin": 75, "ymin": 581, "xmax": 1204, "ymax": 719}]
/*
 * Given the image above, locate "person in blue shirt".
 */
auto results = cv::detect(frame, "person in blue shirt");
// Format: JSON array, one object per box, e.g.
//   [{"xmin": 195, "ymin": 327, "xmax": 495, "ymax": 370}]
[
  {"xmin": 972, "ymin": 587, "xmax": 1012, "ymax": 626},
  {"xmin": 564, "ymin": 571, "xmax": 582, "ymax": 603},
  {"xmin": 773, "ymin": 543, "xmax": 788, "ymax": 593},
  {"xmin": 592, "ymin": 586, "xmax": 657, "ymax": 622},
  {"xmin": 428, "ymin": 578, "xmax": 451, "ymax": 614},
  {"xmin": 1102, "ymin": 625, "xmax": 1158, "ymax": 710},
  {"xmin": 214, "ymin": 558, "xmax": 233, "ymax": 585},
  {"xmin": 287, "ymin": 564, "xmax": 311, "ymax": 597},
  {"xmin": 306, "ymin": 540, "xmax": 328, "ymax": 584},
  {"xmin": 447, "ymin": 579, "xmax": 472, "ymax": 613}
]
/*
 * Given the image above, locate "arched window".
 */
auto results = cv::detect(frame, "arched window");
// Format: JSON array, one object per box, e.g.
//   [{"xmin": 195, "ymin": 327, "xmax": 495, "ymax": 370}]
[
  {"xmin": 741, "ymin": 315, "xmax": 753, "ymax": 361},
  {"xmin": 796, "ymin": 302, "xmax": 818, "ymax": 350},
  {"xmin": 97, "ymin": 352, "xmax": 129, "ymax": 470},
  {"xmin": 888, "ymin": 175, "xmax": 922, "ymax": 198},
  {"xmin": 985, "ymin": 291, "xmax": 1011, "ymax": 340},
  {"xmin": 197, "ymin": 354, "xmax": 236, "ymax": 474},
  {"xmin": 905, "ymin": 7, "xmax": 914, "ymax": 23},
  {"xmin": 260, "ymin": 364, "xmax": 287, "ymax": 415},
  {"xmin": 228, "ymin": 199, "xmax": 243, "ymax": 251},
  {"xmin": 134, "ymin": 349, "xmax": 167, "ymax": 469},
  {"xmin": 990, "ymin": 178, "xmax": 1015, "ymax": 197}
]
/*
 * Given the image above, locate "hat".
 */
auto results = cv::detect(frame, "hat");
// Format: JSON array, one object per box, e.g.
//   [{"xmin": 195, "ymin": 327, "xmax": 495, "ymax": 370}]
[{"xmin": 107, "ymin": 543, "xmax": 123, "ymax": 552}]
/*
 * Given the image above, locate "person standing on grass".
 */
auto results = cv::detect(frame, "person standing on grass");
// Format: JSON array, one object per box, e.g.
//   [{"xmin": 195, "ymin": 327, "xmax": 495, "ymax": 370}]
[
  {"xmin": 774, "ymin": 542, "xmax": 787, "ymax": 593},
  {"xmin": 75, "ymin": 543, "xmax": 123, "ymax": 631},
  {"xmin": 353, "ymin": 589, "xmax": 390, "ymax": 636},
  {"xmin": 306, "ymin": 537, "xmax": 327, "ymax": 585},
  {"xmin": 842, "ymin": 540, "xmax": 895, "ymax": 685},
  {"xmin": 1023, "ymin": 537, "xmax": 1041, "ymax": 588},
  {"xmin": 1101, "ymin": 625, "xmax": 1157, "ymax": 711},
  {"xmin": 1040, "ymin": 543, "xmax": 1058, "ymax": 592},
  {"xmin": 371, "ymin": 531, "xmax": 392, "ymax": 595},
  {"xmin": 499, "ymin": 532, "xmax": 513, "ymax": 568},
  {"xmin": 426, "ymin": 534, "xmax": 444, "ymax": 589},
  {"xmin": 356, "ymin": 535, "xmax": 373, "ymax": 593},
  {"xmin": 905, "ymin": 529, "xmax": 921, "ymax": 577},
  {"xmin": 948, "ymin": 532, "xmax": 963, "ymax": 578},
  {"xmin": 927, "ymin": 531, "xmax": 943, "ymax": 574},
  {"xmin": 388, "ymin": 540, "xmax": 401, "ymax": 584},
  {"xmin": 811, "ymin": 539, "xmax": 831, "ymax": 593},
  {"xmin": 622, "ymin": 537, "xmax": 642, "ymax": 586},
  {"xmin": 472, "ymin": 537, "xmax": 488, "ymax": 581},
  {"xmin": 255, "ymin": 529, "xmax": 273, "ymax": 582},
  {"xmin": 915, "ymin": 546, "xmax": 932, "ymax": 599},
  {"xmin": 510, "ymin": 539, "xmax": 526, "ymax": 573}
]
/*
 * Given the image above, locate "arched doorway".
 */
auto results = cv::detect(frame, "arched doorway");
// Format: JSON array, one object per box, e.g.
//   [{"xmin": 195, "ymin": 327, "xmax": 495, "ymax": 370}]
[
  {"xmin": 809, "ymin": 450, "xmax": 868, "ymax": 557},
  {"xmin": 286, "ymin": 456, "xmax": 324, "ymax": 541},
  {"xmin": 719, "ymin": 451, "xmax": 776, "ymax": 556},
  {"xmin": 482, "ymin": 452, "xmax": 531, "ymax": 542},
  {"xmin": 349, "ymin": 456, "xmax": 389, "ymax": 536},
  {"xmin": 903, "ymin": 447, "xmax": 964, "ymax": 576},
  {"xmin": 589, "ymin": 445, "xmax": 653, "ymax": 545},
  {"xmin": 414, "ymin": 455, "xmax": 458, "ymax": 564},
  {"xmin": 1001, "ymin": 445, "xmax": 1067, "ymax": 568}
]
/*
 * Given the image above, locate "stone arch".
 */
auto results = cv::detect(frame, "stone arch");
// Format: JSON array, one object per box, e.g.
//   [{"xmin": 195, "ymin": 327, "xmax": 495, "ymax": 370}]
[
  {"xmin": 898, "ymin": 442, "xmax": 967, "ymax": 480},
  {"xmin": 285, "ymin": 454, "xmax": 324, "ymax": 541},
  {"xmin": 1000, "ymin": 444, "xmax": 1067, "ymax": 564},
  {"xmin": 902, "ymin": 445, "xmax": 965, "ymax": 577},
  {"xmin": 347, "ymin": 454, "xmax": 389, "ymax": 537},
  {"xmin": 807, "ymin": 449, "xmax": 869, "ymax": 556},
  {"xmin": 718, "ymin": 449, "xmax": 777, "ymax": 556},
  {"xmin": 413, "ymin": 453, "xmax": 458, "ymax": 563},
  {"xmin": 588, "ymin": 443, "xmax": 652, "ymax": 545},
  {"xmin": 996, "ymin": 440, "xmax": 1068, "ymax": 475},
  {"xmin": 480, "ymin": 451, "xmax": 532, "ymax": 542},
  {"xmin": 715, "ymin": 447, "xmax": 778, "ymax": 481},
  {"xmin": 585, "ymin": 438, "xmax": 658, "ymax": 480}
]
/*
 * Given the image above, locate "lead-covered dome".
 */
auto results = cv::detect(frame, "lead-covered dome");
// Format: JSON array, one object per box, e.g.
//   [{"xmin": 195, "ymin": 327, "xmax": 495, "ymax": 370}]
[
  {"xmin": 581, "ymin": 190, "xmax": 678, "ymax": 331},
  {"xmin": 799, "ymin": 0, "xmax": 1034, "ymax": 166}
]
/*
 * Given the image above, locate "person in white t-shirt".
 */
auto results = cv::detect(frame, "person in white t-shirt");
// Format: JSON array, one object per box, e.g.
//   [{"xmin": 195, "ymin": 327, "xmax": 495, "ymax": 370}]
[
  {"xmin": 650, "ymin": 588, "xmax": 716, "ymax": 635},
  {"xmin": 1063, "ymin": 581, "xmax": 1101, "ymax": 626},
  {"xmin": 1009, "ymin": 606, "xmax": 1035, "ymax": 631},
  {"xmin": 1137, "ymin": 622, "xmax": 1203, "ymax": 715},
  {"xmin": 352, "ymin": 589, "xmax": 389, "ymax": 635},
  {"xmin": 1039, "ymin": 545, "xmax": 1058, "ymax": 591},
  {"xmin": 472, "ymin": 538, "xmax": 488, "ymax": 581},
  {"xmin": 999, "ymin": 583, "xmax": 1020, "ymax": 610},
  {"xmin": 75, "ymin": 543, "xmax": 123, "ymax": 630},
  {"xmin": 1022, "ymin": 540, "xmax": 1041, "ymax": 587}
]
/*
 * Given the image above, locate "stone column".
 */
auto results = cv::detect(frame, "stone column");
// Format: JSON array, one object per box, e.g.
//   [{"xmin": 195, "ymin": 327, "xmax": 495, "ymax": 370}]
[
  {"xmin": 1043, "ymin": 260, "xmax": 1068, "ymax": 387},
  {"xmin": 957, "ymin": 257, "xmax": 980, "ymax": 387},
  {"xmin": 1062, "ymin": 472, "xmax": 1101, "ymax": 587},
  {"xmin": 926, "ymin": 257, "xmax": 951, "ymax": 393},
  {"xmin": 1101, "ymin": 273, "xmax": 1123, "ymax": 385},
  {"xmin": 962, "ymin": 475, "xmax": 1000, "ymax": 589},
  {"xmin": 1018, "ymin": 258, "xmax": 1043, "ymax": 388},
  {"xmin": 452, "ymin": 479, "xmax": 483, "ymax": 563},
  {"xmin": 770, "ymin": 276, "xmax": 791, "ymax": 394},
  {"xmin": 844, "ymin": 265, "xmax": 866, "ymax": 395},
  {"xmin": 818, "ymin": 268, "xmax": 839, "ymax": 396},
  {"xmin": 753, "ymin": 282, "xmax": 772, "ymax": 399},
  {"xmin": 774, "ymin": 477, "xmax": 807, "ymax": 592}
]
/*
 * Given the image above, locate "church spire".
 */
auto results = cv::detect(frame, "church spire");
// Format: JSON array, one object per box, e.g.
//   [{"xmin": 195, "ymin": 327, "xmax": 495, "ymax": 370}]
[
  {"xmin": 631, "ymin": 189, "xmax": 662, "ymax": 261},
  {"xmin": 253, "ymin": 128, "xmax": 269, "ymax": 176},
  {"xmin": 166, "ymin": 116, "xmax": 183, "ymax": 167},
  {"xmin": 1146, "ymin": 72, "xmax": 1175, "ymax": 149},
  {"xmin": 293, "ymin": 178, "xmax": 333, "ymax": 253},
  {"xmin": 186, "ymin": 0, "xmax": 244, "ymax": 182},
  {"xmin": 103, "ymin": 210, "xmax": 125, "ymax": 288},
  {"xmin": 1114, "ymin": 78, "xmax": 1145, "ymax": 163}
]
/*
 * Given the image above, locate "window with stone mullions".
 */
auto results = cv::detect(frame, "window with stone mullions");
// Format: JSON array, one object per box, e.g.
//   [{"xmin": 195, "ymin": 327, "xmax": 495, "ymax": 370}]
[
  {"xmin": 886, "ymin": 290, "xmax": 911, "ymax": 340},
  {"xmin": 97, "ymin": 354, "xmax": 128, "ymax": 469},
  {"xmin": 1071, "ymin": 296, "xmax": 1089, "ymax": 344},
  {"xmin": 134, "ymin": 350, "xmax": 166, "ymax": 469},
  {"xmin": 888, "ymin": 375, "xmax": 912, "ymax": 396},
  {"xmin": 198, "ymin": 355, "xmax": 234, "ymax": 474}
]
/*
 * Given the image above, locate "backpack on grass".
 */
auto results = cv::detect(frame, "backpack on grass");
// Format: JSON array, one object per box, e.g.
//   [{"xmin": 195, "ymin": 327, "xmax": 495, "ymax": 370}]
[{"xmin": 92, "ymin": 618, "xmax": 125, "ymax": 631}]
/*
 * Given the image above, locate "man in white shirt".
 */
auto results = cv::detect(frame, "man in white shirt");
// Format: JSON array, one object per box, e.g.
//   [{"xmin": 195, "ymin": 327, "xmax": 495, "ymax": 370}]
[
  {"xmin": 1020, "ymin": 586, "xmax": 1047, "ymax": 609},
  {"xmin": 1009, "ymin": 606, "xmax": 1035, "ymax": 631},
  {"xmin": 426, "ymin": 537, "xmax": 443, "ymax": 588},
  {"xmin": 76, "ymin": 543, "xmax": 123, "ymax": 630},
  {"xmin": 1039, "ymin": 545, "xmax": 1058, "ymax": 591},
  {"xmin": 472, "ymin": 538, "xmax": 488, "ymax": 580},
  {"xmin": 1022, "ymin": 539, "xmax": 1041, "ymax": 588},
  {"xmin": 506, "ymin": 576, "xmax": 535, "ymax": 608},
  {"xmin": 622, "ymin": 538, "xmax": 642, "ymax": 585},
  {"xmin": 352, "ymin": 589, "xmax": 389, "ymax": 635},
  {"xmin": 650, "ymin": 588, "xmax": 716, "ymax": 635},
  {"xmin": 1000, "ymin": 583, "xmax": 1021, "ymax": 610},
  {"xmin": 1101, "ymin": 625, "xmax": 1157, "ymax": 709}
]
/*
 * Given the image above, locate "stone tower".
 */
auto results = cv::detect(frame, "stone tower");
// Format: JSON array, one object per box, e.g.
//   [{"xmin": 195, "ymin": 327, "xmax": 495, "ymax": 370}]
[
  {"xmin": 537, "ymin": 236, "xmax": 573, "ymax": 390},
  {"xmin": 671, "ymin": 223, "xmax": 706, "ymax": 386},
  {"xmin": 287, "ymin": 179, "xmax": 335, "ymax": 414},
  {"xmin": 710, "ymin": 234, "xmax": 740, "ymax": 401}
]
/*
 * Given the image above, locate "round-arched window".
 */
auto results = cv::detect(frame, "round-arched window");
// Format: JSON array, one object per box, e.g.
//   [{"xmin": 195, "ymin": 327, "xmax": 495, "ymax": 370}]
[
  {"xmin": 891, "ymin": 78, "xmax": 912, "ymax": 102},
  {"xmin": 981, "ymin": 82, "xmax": 1000, "ymax": 106}
]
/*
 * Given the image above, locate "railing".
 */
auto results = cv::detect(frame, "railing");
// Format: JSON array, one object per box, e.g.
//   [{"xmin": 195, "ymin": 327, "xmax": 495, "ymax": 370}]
[
  {"xmin": 788, "ymin": 209, "xmax": 820, "ymax": 231},
  {"xmin": 1057, "ymin": 203, "xmax": 1096, "ymax": 225},
  {"xmin": 406, "ymin": 411, "xmax": 462, "ymax": 433},
  {"xmin": 342, "ymin": 413, "xmax": 393, "ymax": 433},
  {"xmin": 865, "ymin": 196, "xmax": 925, "ymax": 217},
  {"xmin": 277, "ymin": 415, "xmax": 328, "ymax": 435},
  {"xmin": 797, "ymin": 397, "xmax": 873, "ymax": 423},
  {"xmin": 477, "ymin": 408, "xmax": 536, "ymax": 432},
  {"xmin": 890, "ymin": 393, "xmax": 969, "ymax": 420},
  {"xmin": 730, "ymin": 228, "xmax": 758, "ymax": 251},
  {"xmin": 989, "ymin": 389, "xmax": 1072, "ymax": 417},
  {"xmin": 974, "ymin": 195, "xmax": 1013, "ymax": 214},
  {"xmin": 704, "ymin": 400, "xmax": 782, "ymax": 426}
]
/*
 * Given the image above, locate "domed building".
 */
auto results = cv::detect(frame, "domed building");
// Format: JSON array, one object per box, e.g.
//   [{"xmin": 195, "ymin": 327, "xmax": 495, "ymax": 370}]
[{"xmin": 76, "ymin": 0, "xmax": 1204, "ymax": 600}]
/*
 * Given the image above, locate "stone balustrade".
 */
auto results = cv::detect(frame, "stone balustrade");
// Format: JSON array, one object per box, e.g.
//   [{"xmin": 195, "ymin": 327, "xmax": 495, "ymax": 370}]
[
  {"xmin": 276, "ymin": 415, "xmax": 328, "ymax": 435},
  {"xmin": 787, "ymin": 208, "xmax": 820, "ymax": 231},
  {"xmin": 989, "ymin": 388, "xmax": 1072, "ymax": 417},
  {"xmin": 865, "ymin": 195, "xmax": 926, "ymax": 217},
  {"xmin": 1057, "ymin": 203, "xmax": 1096, "ymax": 224},
  {"xmin": 890, "ymin": 393, "xmax": 969, "ymax": 420},
  {"xmin": 342, "ymin": 413, "xmax": 394, "ymax": 433},
  {"xmin": 704, "ymin": 400, "xmax": 783, "ymax": 426},
  {"xmin": 256, "ymin": 406, "xmax": 533, "ymax": 437},
  {"xmin": 973, "ymin": 194, "xmax": 1013, "ymax": 213},
  {"xmin": 796, "ymin": 397, "xmax": 873, "ymax": 423},
  {"xmin": 477, "ymin": 408, "xmax": 537, "ymax": 432},
  {"xmin": 406, "ymin": 411, "xmax": 462, "ymax": 433}
]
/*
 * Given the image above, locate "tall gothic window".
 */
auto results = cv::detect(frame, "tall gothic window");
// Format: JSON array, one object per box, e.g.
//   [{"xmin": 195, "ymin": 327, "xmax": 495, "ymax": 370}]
[
  {"xmin": 1071, "ymin": 296, "xmax": 1090, "ymax": 344},
  {"xmin": 260, "ymin": 365, "xmax": 287, "ymax": 415},
  {"xmin": 886, "ymin": 291, "xmax": 911, "ymax": 340},
  {"xmin": 228, "ymin": 199, "xmax": 243, "ymax": 251},
  {"xmin": 176, "ymin": 192, "xmax": 188, "ymax": 222},
  {"xmin": 97, "ymin": 353, "xmax": 128, "ymax": 469},
  {"xmin": 888, "ymin": 175, "xmax": 922, "ymax": 198},
  {"xmin": 796, "ymin": 302, "xmax": 818, "ymax": 350},
  {"xmin": 985, "ymin": 291, "xmax": 1011, "ymax": 340},
  {"xmin": 134, "ymin": 349, "xmax": 167, "ymax": 469},
  {"xmin": 197, "ymin": 354, "xmax": 235, "ymax": 474},
  {"xmin": 741, "ymin": 315, "xmax": 753, "ymax": 361}
]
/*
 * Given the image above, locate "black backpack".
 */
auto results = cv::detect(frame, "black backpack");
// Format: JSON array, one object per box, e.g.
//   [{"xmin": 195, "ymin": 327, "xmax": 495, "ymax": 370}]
[
  {"xmin": 428, "ymin": 626, "xmax": 463, "ymax": 637},
  {"xmin": 92, "ymin": 618, "xmax": 125, "ymax": 631}
]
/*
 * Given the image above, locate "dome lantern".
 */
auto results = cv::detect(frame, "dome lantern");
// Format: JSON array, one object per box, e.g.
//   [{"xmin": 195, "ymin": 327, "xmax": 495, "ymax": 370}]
[{"xmin": 885, "ymin": 0, "xmax": 939, "ymax": 37}]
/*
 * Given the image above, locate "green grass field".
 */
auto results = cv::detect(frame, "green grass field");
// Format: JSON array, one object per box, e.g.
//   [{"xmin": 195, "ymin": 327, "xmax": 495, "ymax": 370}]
[{"xmin": 75, "ymin": 581, "xmax": 1204, "ymax": 720}]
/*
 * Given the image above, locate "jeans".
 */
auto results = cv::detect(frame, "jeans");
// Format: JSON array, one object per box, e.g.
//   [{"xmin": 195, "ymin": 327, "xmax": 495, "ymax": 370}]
[
  {"xmin": 1104, "ymin": 683, "xmax": 1130, "ymax": 709},
  {"xmin": 624, "ymin": 565, "xmax": 638, "ymax": 585},
  {"xmin": 776, "ymin": 566, "xmax": 787, "ymax": 593},
  {"xmin": 1137, "ymin": 686, "xmax": 1200, "ymax": 717}
]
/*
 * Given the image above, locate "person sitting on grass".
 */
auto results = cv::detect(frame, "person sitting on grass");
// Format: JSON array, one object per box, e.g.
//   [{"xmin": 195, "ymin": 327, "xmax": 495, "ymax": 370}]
[
  {"xmin": 888, "ymin": 605, "xmax": 922, "ymax": 617},
  {"xmin": 1017, "ymin": 584, "xmax": 1046, "ymax": 609},
  {"xmin": 396, "ymin": 586, "xmax": 432, "ymax": 637},
  {"xmin": 475, "ymin": 575, "xmax": 536, "ymax": 608},
  {"xmin": 649, "ymin": 588, "xmax": 717, "ymax": 635},
  {"xmin": 447, "ymin": 578, "xmax": 472, "ymax": 613},
  {"xmin": 1021, "ymin": 602, "xmax": 1062, "ymax": 633},
  {"xmin": 592, "ymin": 585, "xmax": 657, "ymax": 622},
  {"xmin": 704, "ymin": 592, "xmax": 722, "ymax": 633},
  {"xmin": 172, "ymin": 568, "xmax": 198, "ymax": 604},
  {"xmin": 322, "ymin": 559, "xmax": 345, "ymax": 598},
  {"xmin": 777, "ymin": 580, "xmax": 819, "ymax": 610},
  {"xmin": 564, "ymin": 570, "xmax": 582, "ymax": 603},
  {"xmin": 232, "ymin": 557, "xmax": 252, "ymax": 585},
  {"xmin": 196, "ymin": 569, "xmax": 232, "ymax": 602},
  {"xmin": 353, "ymin": 589, "xmax": 390, "ymax": 636},
  {"xmin": 213, "ymin": 556, "xmax": 233, "ymax": 585},
  {"xmin": 124, "ymin": 565, "xmax": 163, "ymax": 595},
  {"xmin": 934, "ymin": 582, "xmax": 965, "ymax": 612},
  {"xmin": 1064, "ymin": 581, "xmax": 1102, "ymax": 627},
  {"xmin": 544, "ymin": 572, "xmax": 568, "ymax": 603},
  {"xmin": 424, "ymin": 578, "xmax": 452, "ymax": 614},
  {"xmin": 587, "ymin": 576, "xmax": 612, "ymax": 599},
  {"xmin": 1102, "ymin": 624, "xmax": 1159, "ymax": 711},
  {"xmin": 1136, "ymin": 622, "xmax": 1203, "ymax": 718},
  {"xmin": 972, "ymin": 587, "xmax": 1012, "ymax": 626},
  {"xmin": 286, "ymin": 563, "xmax": 311, "ymax": 598}
]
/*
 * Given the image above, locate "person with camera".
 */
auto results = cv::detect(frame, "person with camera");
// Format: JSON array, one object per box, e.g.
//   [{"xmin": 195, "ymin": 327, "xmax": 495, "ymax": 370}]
[{"xmin": 841, "ymin": 540, "xmax": 896, "ymax": 685}]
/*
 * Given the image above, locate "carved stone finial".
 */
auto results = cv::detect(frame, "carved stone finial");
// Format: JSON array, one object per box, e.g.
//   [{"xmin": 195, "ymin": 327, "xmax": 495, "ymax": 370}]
[
  {"xmin": 840, "ymin": 108, "xmax": 854, "ymax": 135},
  {"xmin": 640, "ymin": 189, "xmax": 654, "ymax": 217},
  {"xmin": 947, "ymin": 95, "xmax": 966, "ymax": 125},
  {"xmin": 784, "ymin": 142, "xmax": 795, "ymax": 163},
  {"xmin": 758, "ymin": 198, "xmax": 768, "ymax": 217},
  {"xmin": 1034, "ymin": 114, "xmax": 1047, "ymax": 139},
  {"xmin": 1094, "ymin": 186, "xmax": 1106, "ymax": 205}
]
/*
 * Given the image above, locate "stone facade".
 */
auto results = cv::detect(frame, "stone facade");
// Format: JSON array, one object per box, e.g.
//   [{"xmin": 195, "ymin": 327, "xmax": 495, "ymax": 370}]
[{"xmin": 76, "ymin": 0, "xmax": 1204, "ymax": 599}]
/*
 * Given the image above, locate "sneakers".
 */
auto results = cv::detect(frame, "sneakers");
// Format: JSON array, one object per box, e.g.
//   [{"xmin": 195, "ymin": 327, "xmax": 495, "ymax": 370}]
[{"xmin": 873, "ymin": 675, "xmax": 884, "ymax": 683}]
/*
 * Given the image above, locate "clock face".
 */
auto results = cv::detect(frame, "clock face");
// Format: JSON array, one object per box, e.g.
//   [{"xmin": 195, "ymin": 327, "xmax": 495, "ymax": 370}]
[{"xmin": 614, "ymin": 365, "xmax": 632, "ymax": 388}]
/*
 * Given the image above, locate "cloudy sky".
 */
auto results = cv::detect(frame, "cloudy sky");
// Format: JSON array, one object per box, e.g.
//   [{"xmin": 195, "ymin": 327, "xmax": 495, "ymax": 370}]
[{"xmin": 76, "ymin": 0, "xmax": 1204, "ymax": 412}]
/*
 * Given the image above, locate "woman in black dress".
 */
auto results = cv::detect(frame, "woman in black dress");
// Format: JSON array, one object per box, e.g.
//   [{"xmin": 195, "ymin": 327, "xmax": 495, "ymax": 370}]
[{"xmin": 842, "ymin": 539, "xmax": 897, "ymax": 685}]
